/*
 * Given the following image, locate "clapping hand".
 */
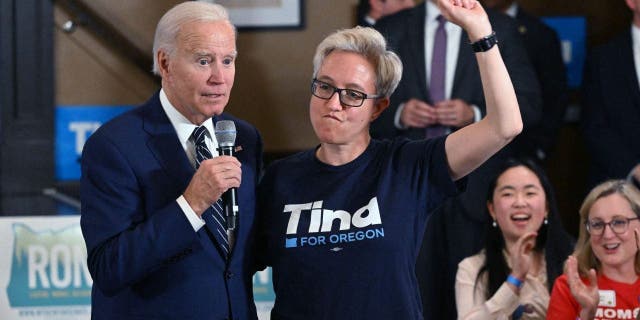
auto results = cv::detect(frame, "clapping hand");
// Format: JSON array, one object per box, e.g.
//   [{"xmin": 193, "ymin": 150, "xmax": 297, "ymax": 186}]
[
  {"xmin": 565, "ymin": 255, "xmax": 599, "ymax": 320},
  {"xmin": 509, "ymin": 232, "xmax": 537, "ymax": 281}
]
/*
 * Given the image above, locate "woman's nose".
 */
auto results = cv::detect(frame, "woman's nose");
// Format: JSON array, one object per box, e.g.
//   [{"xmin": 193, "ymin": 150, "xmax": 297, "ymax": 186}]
[{"xmin": 326, "ymin": 92, "xmax": 344, "ymax": 110}]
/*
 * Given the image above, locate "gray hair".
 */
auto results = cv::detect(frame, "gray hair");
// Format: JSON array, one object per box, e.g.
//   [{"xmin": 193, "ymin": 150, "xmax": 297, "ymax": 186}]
[
  {"xmin": 312, "ymin": 26, "xmax": 402, "ymax": 98},
  {"xmin": 152, "ymin": 2, "xmax": 236, "ymax": 75}
]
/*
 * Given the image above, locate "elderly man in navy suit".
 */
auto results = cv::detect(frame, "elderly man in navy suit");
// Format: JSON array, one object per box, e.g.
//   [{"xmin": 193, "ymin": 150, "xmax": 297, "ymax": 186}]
[{"xmin": 80, "ymin": 2, "xmax": 262, "ymax": 319}]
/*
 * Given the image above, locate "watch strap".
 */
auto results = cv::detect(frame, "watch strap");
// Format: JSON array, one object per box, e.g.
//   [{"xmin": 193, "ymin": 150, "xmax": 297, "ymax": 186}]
[{"xmin": 471, "ymin": 31, "xmax": 498, "ymax": 53}]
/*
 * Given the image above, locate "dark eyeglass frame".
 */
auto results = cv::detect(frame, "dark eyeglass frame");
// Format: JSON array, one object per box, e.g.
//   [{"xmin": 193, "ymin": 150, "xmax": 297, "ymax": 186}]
[
  {"xmin": 585, "ymin": 217, "xmax": 640, "ymax": 236},
  {"xmin": 310, "ymin": 78, "xmax": 383, "ymax": 107}
]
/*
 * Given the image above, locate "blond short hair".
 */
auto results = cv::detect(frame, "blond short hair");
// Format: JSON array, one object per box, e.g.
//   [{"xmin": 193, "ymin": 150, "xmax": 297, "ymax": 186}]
[
  {"xmin": 573, "ymin": 180, "xmax": 640, "ymax": 275},
  {"xmin": 312, "ymin": 26, "xmax": 402, "ymax": 98}
]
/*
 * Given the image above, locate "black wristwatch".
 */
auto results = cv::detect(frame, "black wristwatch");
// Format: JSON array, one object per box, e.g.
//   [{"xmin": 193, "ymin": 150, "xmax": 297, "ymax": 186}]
[{"xmin": 471, "ymin": 31, "xmax": 498, "ymax": 53}]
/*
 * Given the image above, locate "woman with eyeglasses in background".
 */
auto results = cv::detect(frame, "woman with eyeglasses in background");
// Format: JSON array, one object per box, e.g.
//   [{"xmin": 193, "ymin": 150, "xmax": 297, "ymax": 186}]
[{"xmin": 546, "ymin": 180, "xmax": 640, "ymax": 320}]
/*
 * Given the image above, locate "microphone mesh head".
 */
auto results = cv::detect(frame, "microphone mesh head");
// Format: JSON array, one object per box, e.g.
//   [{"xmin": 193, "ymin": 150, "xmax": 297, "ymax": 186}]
[{"xmin": 215, "ymin": 120, "xmax": 236, "ymax": 147}]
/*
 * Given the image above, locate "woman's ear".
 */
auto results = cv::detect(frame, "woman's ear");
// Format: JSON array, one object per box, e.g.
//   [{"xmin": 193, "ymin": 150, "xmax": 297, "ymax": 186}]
[
  {"xmin": 371, "ymin": 97, "xmax": 390, "ymax": 121},
  {"xmin": 487, "ymin": 200, "xmax": 496, "ymax": 221}
]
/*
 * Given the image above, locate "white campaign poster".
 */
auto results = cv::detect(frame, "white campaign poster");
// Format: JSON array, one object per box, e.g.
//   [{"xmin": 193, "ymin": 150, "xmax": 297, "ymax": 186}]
[
  {"xmin": 0, "ymin": 216, "xmax": 274, "ymax": 319},
  {"xmin": 0, "ymin": 216, "xmax": 92, "ymax": 319}
]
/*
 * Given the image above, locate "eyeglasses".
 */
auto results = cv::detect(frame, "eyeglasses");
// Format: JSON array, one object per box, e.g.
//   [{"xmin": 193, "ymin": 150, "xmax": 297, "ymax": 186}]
[
  {"xmin": 310, "ymin": 78, "xmax": 383, "ymax": 107},
  {"xmin": 585, "ymin": 217, "xmax": 640, "ymax": 236}
]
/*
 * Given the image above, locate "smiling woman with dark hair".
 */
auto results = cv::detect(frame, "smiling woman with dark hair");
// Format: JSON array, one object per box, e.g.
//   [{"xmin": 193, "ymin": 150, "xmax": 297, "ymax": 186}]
[{"xmin": 455, "ymin": 157, "xmax": 574, "ymax": 319}]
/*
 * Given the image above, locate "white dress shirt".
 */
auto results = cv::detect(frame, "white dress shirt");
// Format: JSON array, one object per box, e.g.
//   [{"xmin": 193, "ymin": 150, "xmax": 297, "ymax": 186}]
[{"xmin": 160, "ymin": 88, "xmax": 219, "ymax": 232}]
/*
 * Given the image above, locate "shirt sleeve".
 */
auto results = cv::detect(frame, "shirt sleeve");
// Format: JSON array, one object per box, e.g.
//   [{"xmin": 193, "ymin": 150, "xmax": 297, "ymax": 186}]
[
  {"xmin": 471, "ymin": 105, "xmax": 481, "ymax": 123},
  {"xmin": 394, "ymin": 103, "xmax": 408, "ymax": 129},
  {"xmin": 455, "ymin": 255, "xmax": 520, "ymax": 320},
  {"xmin": 428, "ymin": 136, "xmax": 467, "ymax": 196},
  {"xmin": 176, "ymin": 195, "xmax": 205, "ymax": 231}
]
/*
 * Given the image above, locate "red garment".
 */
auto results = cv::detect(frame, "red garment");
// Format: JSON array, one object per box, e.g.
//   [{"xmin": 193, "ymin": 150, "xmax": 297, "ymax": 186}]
[{"xmin": 547, "ymin": 273, "xmax": 640, "ymax": 320}]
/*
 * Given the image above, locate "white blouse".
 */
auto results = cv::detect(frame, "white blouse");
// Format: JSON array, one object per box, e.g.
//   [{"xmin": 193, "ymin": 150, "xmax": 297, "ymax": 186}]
[{"xmin": 455, "ymin": 250, "xmax": 549, "ymax": 320}]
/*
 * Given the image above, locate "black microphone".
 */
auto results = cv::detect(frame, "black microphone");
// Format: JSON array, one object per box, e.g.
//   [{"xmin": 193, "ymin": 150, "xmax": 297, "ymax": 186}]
[{"xmin": 215, "ymin": 120, "xmax": 238, "ymax": 231}]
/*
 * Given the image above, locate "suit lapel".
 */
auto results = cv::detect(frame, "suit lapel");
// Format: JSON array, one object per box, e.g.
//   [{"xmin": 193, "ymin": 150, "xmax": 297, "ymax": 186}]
[
  {"xmin": 409, "ymin": 4, "xmax": 429, "ymax": 101},
  {"xmin": 142, "ymin": 94, "xmax": 229, "ymax": 260},
  {"xmin": 452, "ymin": 30, "xmax": 473, "ymax": 97},
  {"xmin": 142, "ymin": 96, "xmax": 193, "ymax": 191}
]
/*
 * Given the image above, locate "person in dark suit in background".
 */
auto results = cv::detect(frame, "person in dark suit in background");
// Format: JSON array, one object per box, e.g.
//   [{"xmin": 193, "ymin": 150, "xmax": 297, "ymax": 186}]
[
  {"xmin": 80, "ymin": 2, "xmax": 262, "ymax": 319},
  {"xmin": 356, "ymin": 0, "xmax": 415, "ymax": 27},
  {"xmin": 370, "ymin": 0, "xmax": 541, "ymax": 318},
  {"xmin": 582, "ymin": 0, "xmax": 640, "ymax": 190},
  {"xmin": 482, "ymin": 0, "xmax": 569, "ymax": 164}
]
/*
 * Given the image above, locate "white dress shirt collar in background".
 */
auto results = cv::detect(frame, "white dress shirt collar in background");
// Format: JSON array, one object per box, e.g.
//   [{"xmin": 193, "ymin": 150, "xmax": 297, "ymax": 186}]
[
  {"xmin": 364, "ymin": 15, "xmax": 376, "ymax": 26},
  {"xmin": 504, "ymin": 2, "xmax": 518, "ymax": 18},
  {"xmin": 631, "ymin": 23, "xmax": 640, "ymax": 88}
]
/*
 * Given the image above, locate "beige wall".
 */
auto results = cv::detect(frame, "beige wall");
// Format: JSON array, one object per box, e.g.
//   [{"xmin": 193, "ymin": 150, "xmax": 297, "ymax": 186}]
[
  {"xmin": 230, "ymin": 1, "xmax": 360, "ymax": 152},
  {"xmin": 54, "ymin": 1, "xmax": 168, "ymax": 105},
  {"xmin": 55, "ymin": 0, "xmax": 360, "ymax": 152}
]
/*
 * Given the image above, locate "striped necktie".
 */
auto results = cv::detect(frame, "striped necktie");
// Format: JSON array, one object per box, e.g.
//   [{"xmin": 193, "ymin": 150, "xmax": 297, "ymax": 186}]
[{"xmin": 192, "ymin": 126, "xmax": 230, "ymax": 257}]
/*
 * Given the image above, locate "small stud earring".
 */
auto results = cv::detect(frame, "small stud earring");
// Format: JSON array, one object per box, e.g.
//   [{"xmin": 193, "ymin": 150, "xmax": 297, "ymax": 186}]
[
  {"xmin": 544, "ymin": 218, "xmax": 548, "ymax": 225},
  {"xmin": 492, "ymin": 220, "xmax": 497, "ymax": 228}
]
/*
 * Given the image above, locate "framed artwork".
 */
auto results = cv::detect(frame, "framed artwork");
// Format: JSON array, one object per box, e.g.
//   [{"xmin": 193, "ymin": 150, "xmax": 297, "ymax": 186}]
[{"xmin": 208, "ymin": 0, "xmax": 304, "ymax": 30}]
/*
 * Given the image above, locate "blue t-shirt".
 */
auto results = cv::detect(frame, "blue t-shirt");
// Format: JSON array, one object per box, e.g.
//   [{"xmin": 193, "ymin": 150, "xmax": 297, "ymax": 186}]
[{"xmin": 257, "ymin": 137, "xmax": 463, "ymax": 319}]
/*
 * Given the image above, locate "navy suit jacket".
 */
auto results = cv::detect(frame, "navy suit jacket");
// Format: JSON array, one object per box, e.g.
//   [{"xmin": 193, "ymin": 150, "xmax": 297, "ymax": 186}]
[
  {"xmin": 81, "ymin": 92, "xmax": 262, "ymax": 320},
  {"xmin": 511, "ymin": 7, "xmax": 568, "ymax": 161},
  {"xmin": 582, "ymin": 29, "xmax": 640, "ymax": 188}
]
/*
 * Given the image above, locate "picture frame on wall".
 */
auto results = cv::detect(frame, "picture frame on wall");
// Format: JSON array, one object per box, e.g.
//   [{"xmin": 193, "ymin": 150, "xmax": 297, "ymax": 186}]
[{"xmin": 204, "ymin": 0, "xmax": 304, "ymax": 30}]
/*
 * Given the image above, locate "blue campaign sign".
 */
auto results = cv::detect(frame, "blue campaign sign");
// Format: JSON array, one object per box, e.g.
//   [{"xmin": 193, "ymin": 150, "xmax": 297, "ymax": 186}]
[
  {"xmin": 253, "ymin": 268, "xmax": 275, "ymax": 318},
  {"xmin": 541, "ymin": 16, "xmax": 586, "ymax": 88},
  {"xmin": 253, "ymin": 268, "xmax": 275, "ymax": 302},
  {"xmin": 55, "ymin": 106, "xmax": 133, "ymax": 181}
]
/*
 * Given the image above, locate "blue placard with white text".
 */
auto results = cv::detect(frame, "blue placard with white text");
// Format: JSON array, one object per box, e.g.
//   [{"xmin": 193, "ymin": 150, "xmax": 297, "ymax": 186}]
[
  {"xmin": 541, "ymin": 16, "xmax": 586, "ymax": 88},
  {"xmin": 55, "ymin": 106, "xmax": 134, "ymax": 181}
]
